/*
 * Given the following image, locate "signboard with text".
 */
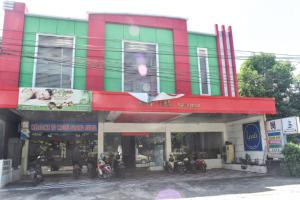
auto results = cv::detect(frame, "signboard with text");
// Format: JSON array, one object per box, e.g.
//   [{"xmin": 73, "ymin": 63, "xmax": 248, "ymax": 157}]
[
  {"xmin": 266, "ymin": 119, "xmax": 284, "ymax": 154},
  {"xmin": 30, "ymin": 121, "xmax": 98, "ymax": 133},
  {"xmin": 243, "ymin": 121, "xmax": 263, "ymax": 151},
  {"xmin": 18, "ymin": 88, "xmax": 92, "ymax": 112},
  {"xmin": 282, "ymin": 117, "xmax": 300, "ymax": 135}
]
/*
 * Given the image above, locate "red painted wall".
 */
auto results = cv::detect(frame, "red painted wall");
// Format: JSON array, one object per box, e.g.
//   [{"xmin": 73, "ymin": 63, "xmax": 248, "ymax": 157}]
[
  {"xmin": 86, "ymin": 14, "xmax": 192, "ymax": 94},
  {"xmin": 0, "ymin": 2, "xmax": 26, "ymax": 90},
  {"xmin": 92, "ymin": 91, "xmax": 276, "ymax": 114},
  {"xmin": 215, "ymin": 24, "xmax": 239, "ymax": 97}
]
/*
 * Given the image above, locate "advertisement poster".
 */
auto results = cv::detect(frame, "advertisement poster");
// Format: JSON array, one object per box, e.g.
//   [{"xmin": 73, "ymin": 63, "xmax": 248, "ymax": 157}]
[
  {"xmin": 266, "ymin": 119, "xmax": 284, "ymax": 154},
  {"xmin": 282, "ymin": 117, "xmax": 300, "ymax": 135},
  {"xmin": 243, "ymin": 121, "xmax": 263, "ymax": 151},
  {"xmin": 18, "ymin": 88, "xmax": 92, "ymax": 112}
]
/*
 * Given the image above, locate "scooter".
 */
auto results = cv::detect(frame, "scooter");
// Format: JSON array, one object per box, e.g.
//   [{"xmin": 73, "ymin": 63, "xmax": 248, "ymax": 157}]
[
  {"xmin": 165, "ymin": 154, "xmax": 185, "ymax": 174},
  {"xmin": 97, "ymin": 155, "xmax": 113, "ymax": 179},
  {"xmin": 112, "ymin": 153, "xmax": 124, "ymax": 178},
  {"xmin": 72, "ymin": 153, "xmax": 96, "ymax": 179},
  {"xmin": 28, "ymin": 154, "xmax": 45, "ymax": 184}
]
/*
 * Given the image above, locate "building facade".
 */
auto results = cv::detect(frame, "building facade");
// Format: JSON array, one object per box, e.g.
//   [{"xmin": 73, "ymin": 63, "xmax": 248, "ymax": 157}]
[{"xmin": 0, "ymin": 2, "xmax": 276, "ymax": 174}]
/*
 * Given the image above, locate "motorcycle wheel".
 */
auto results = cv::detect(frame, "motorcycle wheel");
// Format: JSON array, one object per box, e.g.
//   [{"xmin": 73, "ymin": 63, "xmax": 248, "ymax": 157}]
[
  {"xmin": 97, "ymin": 169, "xmax": 103, "ymax": 179},
  {"xmin": 178, "ymin": 166, "xmax": 186, "ymax": 175},
  {"xmin": 87, "ymin": 163, "xmax": 95, "ymax": 178},
  {"xmin": 200, "ymin": 166, "xmax": 207, "ymax": 173},
  {"xmin": 103, "ymin": 172, "xmax": 112, "ymax": 179},
  {"xmin": 73, "ymin": 164, "xmax": 81, "ymax": 179},
  {"xmin": 166, "ymin": 163, "xmax": 173, "ymax": 173}
]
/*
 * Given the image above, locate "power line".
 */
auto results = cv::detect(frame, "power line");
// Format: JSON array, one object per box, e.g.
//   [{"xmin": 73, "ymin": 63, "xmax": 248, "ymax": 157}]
[{"xmin": 2, "ymin": 30, "xmax": 300, "ymax": 59}]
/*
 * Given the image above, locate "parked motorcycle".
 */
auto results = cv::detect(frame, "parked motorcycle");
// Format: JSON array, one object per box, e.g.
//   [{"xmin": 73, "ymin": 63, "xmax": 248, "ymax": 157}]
[
  {"xmin": 112, "ymin": 153, "xmax": 124, "ymax": 178},
  {"xmin": 28, "ymin": 154, "xmax": 45, "ymax": 184},
  {"xmin": 97, "ymin": 154, "xmax": 113, "ymax": 179},
  {"xmin": 194, "ymin": 158, "xmax": 207, "ymax": 173},
  {"xmin": 165, "ymin": 154, "xmax": 185, "ymax": 174},
  {"xmin": 182, "ymin": 154, "xmax": 207, "ymax": 174},
  {"xmin": 182, "ymin": 156, "xmax": 196, "ymax": 174},
  {"xmin": 72, "ymin": 152, "xmax": 96, "ymax": 179}
]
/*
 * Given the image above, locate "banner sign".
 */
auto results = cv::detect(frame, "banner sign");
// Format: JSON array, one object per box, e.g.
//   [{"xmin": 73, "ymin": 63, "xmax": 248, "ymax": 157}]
[
  {"xmin": 266, "ymin": 119, "xmax": 284, "ymax": 154},
  {"xmin": 18, "ymin": 88, "xmax": 92, "ymax": 112},
  {"xmin": 243, "ymin": 121, "xmax": 263, "ymax": 151},
  {"xmin": 282, "ymin": 117, "xmax": 300, "ymax": 135},
  {"xmin": 30, "ymin": 121, "xmax": 98, "ymax": 133}
]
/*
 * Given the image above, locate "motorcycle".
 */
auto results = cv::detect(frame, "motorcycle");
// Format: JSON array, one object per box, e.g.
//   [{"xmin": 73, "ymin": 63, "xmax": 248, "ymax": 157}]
[
  {"xmin": 165, "ymin": 154, "xmax": 185, "ymax": 174},
  {"xmin": 97, "ymin": 155, "xmax": 113, "ymax": 179},
  {"xmin": 28, "ymin": 154, "xmax": 45, "ymax": 184},
  {"xmin": 72, "ymin": 152, "xmax": 96, "ymax": 179},
  {"xmin": 194, "ymin": 159, "xmax": 207, "ymax": 173},
  {"xmin": 182, "ymin": 154, "xmax": 207, "ymax": 174},
  {"xmin": 112, "ymin": 153, "xmax": 124, "ymax": 178}
]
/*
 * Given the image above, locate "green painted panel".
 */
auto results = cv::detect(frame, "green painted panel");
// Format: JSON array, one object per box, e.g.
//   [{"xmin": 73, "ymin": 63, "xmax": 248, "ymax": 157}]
[
  {"xmin": 156, "ymin": 29, "xmax": 173, "ymax": 44},
  {"xmin": 39, "ymin": 18, "xmax": 57, "ymax": 34},
  {"xmin": 188, "ymin": 33, "xmax": 221, "ymax": 96},
  {"xmin": 19, "ymin": 16, "xmax": 88, "ymax": 90},
  {"xmin": 139, "ymin": 27, "xmax": 156, "ymax": 43},
  {"xmin": 104, "ymin": 23, "xmax": 175, "ymax": 93},
  {"xmin": 123, "ymin": 25, "xmax": 140, "ymax": 41},
  {"xmin": 105, "ymin": 24, "xmax": 124, "ymax": 40},
  {"xmin": 74, "ymin": 21, "xmax": 88, "ymax": 37},
  {"xmin": 57, "ymin": 20, "xmax": 75, "ymax": 35}
]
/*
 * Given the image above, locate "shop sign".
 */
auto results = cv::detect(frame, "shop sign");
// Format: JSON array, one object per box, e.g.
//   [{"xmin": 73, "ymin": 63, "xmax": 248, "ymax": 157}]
[
  {"xmin": 243, "ymin": 121, "xmax": 263, "ymax": 151},
  {"xmin": 266, "ymin": 119, "xmax": 284, "ymax": 154},
  {"xmin": 282, "ymin": 117, "xmax": 300, "ymax": 135},
  {"xmin": 30, "ymin": 121, "xmax": 98, "ymax": 133},
  {"xmin": 18, "ymin": 87, "xmax": 92, "ymax": 112}
]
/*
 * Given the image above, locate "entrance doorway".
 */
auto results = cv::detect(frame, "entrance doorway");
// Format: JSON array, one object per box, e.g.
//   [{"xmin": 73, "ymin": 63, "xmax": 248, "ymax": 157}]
[{"xmin": 121, "ymin": 136, "xmax": 136, "ymax": 168}]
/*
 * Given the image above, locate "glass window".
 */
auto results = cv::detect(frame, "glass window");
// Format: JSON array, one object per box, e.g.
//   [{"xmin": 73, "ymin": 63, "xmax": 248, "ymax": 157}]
[
  {"xmin": 171, "ymin": 132, "xmax": 222, "ymax": 159},
  {"xmin": 34, "ymin": 35, "xmax": 74, "ymax": 88},
  {"xmin": 198, "ymin": 48, "xmax": 210, "ymax": 95},
  {"xmin": 123, "ymin": 41, "xmax": 158, "ymax": 95}
]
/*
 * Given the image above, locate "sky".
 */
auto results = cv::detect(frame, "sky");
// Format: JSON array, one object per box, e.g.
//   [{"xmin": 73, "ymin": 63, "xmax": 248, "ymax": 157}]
[{"xmin": 0, "ymin": 0, "xmax": 300, "ymax": 74}]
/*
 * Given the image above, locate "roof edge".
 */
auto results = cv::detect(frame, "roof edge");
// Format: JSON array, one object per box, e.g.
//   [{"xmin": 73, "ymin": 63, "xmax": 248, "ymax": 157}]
[{"xmin": 87, "ymin": 12, "xmax": 188, "ymax": 20}]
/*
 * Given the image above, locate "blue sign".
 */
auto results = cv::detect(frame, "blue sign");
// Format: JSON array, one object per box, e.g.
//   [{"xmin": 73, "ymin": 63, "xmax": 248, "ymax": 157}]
[{"xmin": 243, "ymin": 121, "xmax": 262, "ymax": 151}]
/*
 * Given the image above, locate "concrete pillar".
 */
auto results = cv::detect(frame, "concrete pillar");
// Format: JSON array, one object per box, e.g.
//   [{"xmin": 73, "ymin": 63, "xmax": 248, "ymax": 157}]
[
  {"xmin": 98, "ymin": 122, "xmax": 104, "ymax": 158},
  {"xmin": 20, "ymin": 140, "xmax": 29, "ymax": 175},
  {"xmin": 165, "ymin": 129, "xmax": 172, "ymax": 159}
]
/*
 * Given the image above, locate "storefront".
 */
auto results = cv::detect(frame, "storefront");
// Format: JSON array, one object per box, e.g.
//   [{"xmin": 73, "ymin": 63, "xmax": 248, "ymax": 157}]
[
  {"xmin": 104, "ymin": 132, "xmax": 165, "ymax": 170},
  {"xmin": 27, "ymin": 121, "xmax": 98, "ymax": 174},
  {"xmin": 0, "ymin": 2, "xmax": 277, "ymax": 177}
]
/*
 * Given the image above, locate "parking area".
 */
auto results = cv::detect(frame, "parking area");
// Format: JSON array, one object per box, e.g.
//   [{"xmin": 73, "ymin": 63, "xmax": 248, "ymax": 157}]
[{"xmin": 2, "ymin": 169, "xmax": 298, "ymax": 200}]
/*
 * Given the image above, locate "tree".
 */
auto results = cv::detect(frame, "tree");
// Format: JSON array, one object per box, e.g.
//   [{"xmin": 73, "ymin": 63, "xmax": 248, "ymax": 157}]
[
  {"xmin": 288, "ymin": 74, "xmax": 300, "ymax": 116},
  {"xmin": 238, "ymin": 53, "xmax": 297, "ymax": 119}
]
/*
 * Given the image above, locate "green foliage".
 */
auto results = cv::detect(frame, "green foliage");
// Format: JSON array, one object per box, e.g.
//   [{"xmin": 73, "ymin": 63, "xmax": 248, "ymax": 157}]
[
  {"xmin": 238, "ymin": 53, "xmax": 298, "ymax": 119},
  {"xmin": 282, "ymin": 143, "xmax": 300, "ymax": 176},
  {"xmin": 238, "ymin": 66, "xmax": 266, "ymax": 97}
]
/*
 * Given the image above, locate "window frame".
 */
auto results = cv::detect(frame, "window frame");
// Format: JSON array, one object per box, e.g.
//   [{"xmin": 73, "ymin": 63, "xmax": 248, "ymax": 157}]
[
  {"xmin": 32, "ymin": 33, "xmax": 76, "ymax": 89},
  {"xmin": 121, "ymin": 40, "xmax": 160, "ymax": 94},
  {"xmin": 197, "ymin": 48, "xmax": 211, "ymax": 95}
]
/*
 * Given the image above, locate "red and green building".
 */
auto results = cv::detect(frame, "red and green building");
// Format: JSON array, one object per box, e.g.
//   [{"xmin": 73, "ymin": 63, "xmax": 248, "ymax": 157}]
[{"xmin": 0, "ymin": 2, "xmax": 276, "ymax": 174}]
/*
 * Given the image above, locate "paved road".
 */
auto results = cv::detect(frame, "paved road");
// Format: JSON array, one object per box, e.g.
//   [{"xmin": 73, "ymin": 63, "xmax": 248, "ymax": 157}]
[{"xmin": 0, "ymin": 169, "xmax": 299, "ymax": 200}]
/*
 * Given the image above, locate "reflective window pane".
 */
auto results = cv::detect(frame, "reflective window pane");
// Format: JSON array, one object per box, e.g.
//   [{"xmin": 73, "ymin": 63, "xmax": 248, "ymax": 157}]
[
  {"xmin": 124, "ymin": 42, "xmax": 158, "ymax": 95},
  {"xmin": 35, "ymin": 35, "xmax": 74, "ymax": 88}
]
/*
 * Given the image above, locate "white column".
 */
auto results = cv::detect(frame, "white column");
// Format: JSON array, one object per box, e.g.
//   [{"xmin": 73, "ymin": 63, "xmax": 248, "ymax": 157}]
[
  {"xmin": 21, "ymin": 140, "xmax": 29, "ymax": 175},
  {"xmin": 165, "ymin": 129, "xmax": 172, "ymax": 159},
  {"xmin": 98, "ymin": 122, "xmax": 104, "ymax": 158}
]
